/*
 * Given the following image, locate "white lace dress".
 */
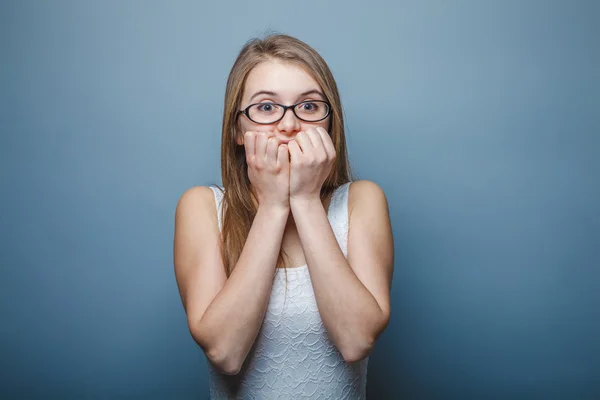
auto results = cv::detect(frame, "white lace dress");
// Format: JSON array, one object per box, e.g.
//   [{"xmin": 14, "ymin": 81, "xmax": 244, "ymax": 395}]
[{"xmin": 207, "ymin": 182, "xmax": 368, "ymax": 399}]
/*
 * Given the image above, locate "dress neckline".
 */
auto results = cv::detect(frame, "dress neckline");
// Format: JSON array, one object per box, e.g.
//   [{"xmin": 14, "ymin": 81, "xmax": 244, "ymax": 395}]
[
  {"xmin": 275, "ymin": 263, "xmax": 308, "ymax": 273},
  {"xmin": 274, "ymin": 183, "xmax": 348, "ymax": 273}
]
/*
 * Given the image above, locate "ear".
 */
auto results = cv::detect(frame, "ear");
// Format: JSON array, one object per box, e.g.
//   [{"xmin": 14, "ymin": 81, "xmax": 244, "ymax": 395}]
[
  {"xmin": 235, "ymin": 130, "xmax": 245, "ymax": 146},
  {"xmin": 234, "ymin": 121, "xmax": 245, "ymax": 146}
]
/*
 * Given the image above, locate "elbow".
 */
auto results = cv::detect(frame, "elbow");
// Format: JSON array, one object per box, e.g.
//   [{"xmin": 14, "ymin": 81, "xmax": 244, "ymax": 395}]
[
  {"xmin": 189, "ymin": 322, "xmax": 243, "ymax": 375},
  {"xmin": 340, "ymin": 337, "xmax": 375, "ymax": 364},
  {"xmin": 205, "ymin": 348, "xmax": 243, "ymax": 375},
  {"xmin": 341, "ymin": 343, "xmax": 373, "ymax": 364},
  {"xmin": 341, "ymin": 312, "xmax": 390, "ymax": 363}
]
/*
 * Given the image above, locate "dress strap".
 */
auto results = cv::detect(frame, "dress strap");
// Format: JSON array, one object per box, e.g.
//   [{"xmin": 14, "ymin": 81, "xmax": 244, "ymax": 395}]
[
  {"xmin": 327, "ymin": 182, "xmax": 352, "ymax": 257},
  {"xmin": 208, "ymin": 185, "xmax": 224, "ymax": 232}
]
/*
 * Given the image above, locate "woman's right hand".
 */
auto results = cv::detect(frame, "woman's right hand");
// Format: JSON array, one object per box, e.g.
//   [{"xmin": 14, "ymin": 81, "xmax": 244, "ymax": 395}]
[{"xmin": 243, "ymin": 131, "xmax": 290, "ymax": 210}]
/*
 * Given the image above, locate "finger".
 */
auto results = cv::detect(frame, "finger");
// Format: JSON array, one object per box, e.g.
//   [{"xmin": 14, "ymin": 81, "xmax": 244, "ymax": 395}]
[
  {"xmin": 266, "ymin": 136, "xmax": 279, "ymax": 164},
  {"xmin": 316, "ymin": 127, "xmax": 336, "ymax": 159},
  {"xmin": 288, "ymin": 139, "xmax": 302, "ymax": 163},
  {"xmin": 306, "ymin": 128, "xmax": 326, "ymax": 156},
  {"xmin": 244, "ymin": 131, "xmax": 255, "ymax": 160},
  {"xmin": 294, "ymin": 131, "xmax": 312, "ymax": 154},
  {"xmin": 255, "ymin": 131, "xmax": 269, "ymax": 160},
  {"xmin": 277, "ymin": 143, "xmax": 289, "ymax": 169}
]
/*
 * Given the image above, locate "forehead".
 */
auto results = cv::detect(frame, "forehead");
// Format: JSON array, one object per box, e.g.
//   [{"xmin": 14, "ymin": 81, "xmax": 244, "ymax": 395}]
[{"xmin": 243, "ymin": 60, "xmax": 321, "ymax": 100}]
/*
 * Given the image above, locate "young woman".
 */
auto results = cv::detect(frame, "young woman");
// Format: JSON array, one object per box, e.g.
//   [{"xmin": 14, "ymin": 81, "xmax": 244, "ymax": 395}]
[{"xmin": 174, "ymin": 34, "xmax": 394, "ymax": 399}]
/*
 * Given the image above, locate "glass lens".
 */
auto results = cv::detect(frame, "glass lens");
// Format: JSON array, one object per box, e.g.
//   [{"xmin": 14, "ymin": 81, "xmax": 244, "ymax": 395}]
[
  {"xmin": 248, "ymin": 103, "xmax": 283, "ymax": 124},
  {"xmin": 294, "ymin": 101, "xmax": 329, "ymax": 121}
]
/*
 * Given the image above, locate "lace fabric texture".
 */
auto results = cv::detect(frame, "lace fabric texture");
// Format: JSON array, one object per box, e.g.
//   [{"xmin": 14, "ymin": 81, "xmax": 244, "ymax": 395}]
[{"xmin": 207, "ymin": 182, "xmax": 368, "ymax": 399}]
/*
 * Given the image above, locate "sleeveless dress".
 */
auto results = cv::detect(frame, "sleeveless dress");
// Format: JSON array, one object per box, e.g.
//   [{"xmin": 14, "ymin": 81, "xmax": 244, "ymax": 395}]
[{"xmin": 207, "ymin": 182, "xmax": 368, "ymax": 399}]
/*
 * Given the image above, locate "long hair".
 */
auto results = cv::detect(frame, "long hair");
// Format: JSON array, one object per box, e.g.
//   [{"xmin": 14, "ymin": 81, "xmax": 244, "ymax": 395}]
[{"xmin": 218, "ymin": 34, "xmax": 356, "ymax": 276}]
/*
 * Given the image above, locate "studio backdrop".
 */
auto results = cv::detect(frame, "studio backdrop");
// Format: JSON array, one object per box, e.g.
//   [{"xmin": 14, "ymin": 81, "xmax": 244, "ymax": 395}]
[{"xmin": 1, "ymin": 0, "xmax": 598, "ymax": 398}]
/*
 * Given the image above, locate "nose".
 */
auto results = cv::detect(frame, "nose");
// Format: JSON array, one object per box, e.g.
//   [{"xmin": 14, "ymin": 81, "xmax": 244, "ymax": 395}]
[{"xmin": 276, "ymin": 107, "xmax": 301, "ymax": 136}]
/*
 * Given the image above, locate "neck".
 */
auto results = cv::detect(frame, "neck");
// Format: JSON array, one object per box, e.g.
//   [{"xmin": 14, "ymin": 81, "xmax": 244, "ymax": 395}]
[{"xmin": 286, "ymin": 213, "xmax": 296, "ymax": 229}]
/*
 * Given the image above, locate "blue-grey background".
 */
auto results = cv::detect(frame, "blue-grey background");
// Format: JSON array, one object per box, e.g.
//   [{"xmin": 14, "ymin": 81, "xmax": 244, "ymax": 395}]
[{"xmin": 1, "ymin": 0, "xmax": 598, "ymax": 398}]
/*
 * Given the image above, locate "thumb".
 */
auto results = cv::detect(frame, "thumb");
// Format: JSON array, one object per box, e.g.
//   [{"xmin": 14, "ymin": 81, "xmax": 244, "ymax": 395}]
[{"xmin": 277, "ymin": 143, "xmax": 289, "ymax": 168}]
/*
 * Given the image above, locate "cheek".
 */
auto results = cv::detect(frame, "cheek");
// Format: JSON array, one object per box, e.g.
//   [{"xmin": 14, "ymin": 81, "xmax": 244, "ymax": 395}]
[
  {"xmin": 237, "ymin": 120, "xmax": 277, "ymax": 145},
  {"xmin": 240, "ymin": 118, "xmax": 276, "ymax": 133},
  {"xmin": 239, "ymin": 119, "xmax": 253, "ymax": 134},
  {"xmin": 300, "ymin": 121, "xmax": 330, "ymax": 133},
  {"xmin": 317, "ymin": 120, "xmax": 331, "ymax": 133}
]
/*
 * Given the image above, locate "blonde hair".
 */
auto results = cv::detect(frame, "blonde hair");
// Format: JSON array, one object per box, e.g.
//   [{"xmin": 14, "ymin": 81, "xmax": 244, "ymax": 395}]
[{"xmin": 218, "ymin": 34, "xmax": 356, "ymax": 276}]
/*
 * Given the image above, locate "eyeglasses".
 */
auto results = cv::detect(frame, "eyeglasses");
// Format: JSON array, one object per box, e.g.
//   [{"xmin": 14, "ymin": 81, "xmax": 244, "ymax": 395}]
[{"xmin": 239, "ymin": 100, "xmax": 331, "ymax": 125}]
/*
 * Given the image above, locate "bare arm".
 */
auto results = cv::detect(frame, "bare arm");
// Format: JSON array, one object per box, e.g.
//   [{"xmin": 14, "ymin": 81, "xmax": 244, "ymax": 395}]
[
  {"xmin": 173, "ymin": 186, "xmax": 289, "ymax": 375},
  {"xmin": 290, "ymin": 180, "xmax": 394, "ymax": 363}
]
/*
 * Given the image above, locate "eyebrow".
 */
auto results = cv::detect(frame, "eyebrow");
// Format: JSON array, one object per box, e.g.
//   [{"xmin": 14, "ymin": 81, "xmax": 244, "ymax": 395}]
[{"xmin": 249, "ymin": 89, "xmax": 325, "ymax": 102}]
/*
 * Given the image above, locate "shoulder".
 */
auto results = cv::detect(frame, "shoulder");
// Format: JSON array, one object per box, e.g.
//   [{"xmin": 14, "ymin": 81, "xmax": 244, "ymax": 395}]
[
  {"xmin": 175, "ymin": 185, "xmax": 219, "ymax": 222},
  {"xmin": 173, "ymin": 186, "xmax": 228, "ymax": 331},
  {"xmin": 347, "ymin": 180, "xmax": 389, "ymax": 218}
]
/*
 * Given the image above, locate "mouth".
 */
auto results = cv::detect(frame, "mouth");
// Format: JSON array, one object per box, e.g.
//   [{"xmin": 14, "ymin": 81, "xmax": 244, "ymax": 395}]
[{"xmin": 278, "ymin": 138, "xmax": 292, "ymax": 144}]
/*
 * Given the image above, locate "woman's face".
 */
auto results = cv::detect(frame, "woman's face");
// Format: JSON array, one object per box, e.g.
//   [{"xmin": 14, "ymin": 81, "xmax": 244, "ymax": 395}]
[{"xmin": 237, "ymin": 59, "xmax": 330, "ymax": 145}]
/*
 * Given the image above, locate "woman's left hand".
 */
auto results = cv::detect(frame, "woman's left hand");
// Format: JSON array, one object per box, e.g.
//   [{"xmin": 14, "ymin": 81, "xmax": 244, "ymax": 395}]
[{"xmin": 288, "ymin": 127, "xmax": 336, "ymax": 202}]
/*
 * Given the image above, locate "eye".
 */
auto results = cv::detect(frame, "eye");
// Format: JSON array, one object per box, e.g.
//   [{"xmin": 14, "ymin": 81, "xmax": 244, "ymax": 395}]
[
  {"xmin": 255, "ymin": 103, "xmax": 279, "ymax": 114},
  {"xmin": 299, "ymin": 101, "xmax": 319, "ymax": 113}
]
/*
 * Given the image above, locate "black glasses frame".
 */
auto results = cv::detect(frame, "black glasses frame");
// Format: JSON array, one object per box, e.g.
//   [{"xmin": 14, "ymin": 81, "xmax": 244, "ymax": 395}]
[{"xmin": 239, "ymin": 100, "xmax": 332, "ymax": 125}]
